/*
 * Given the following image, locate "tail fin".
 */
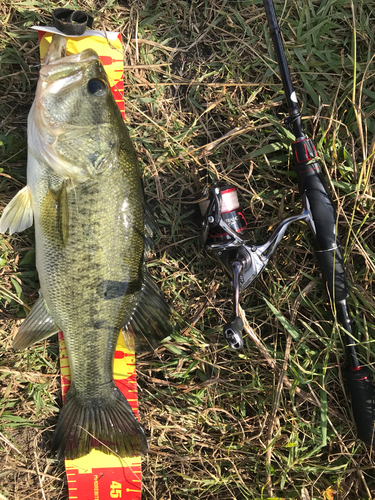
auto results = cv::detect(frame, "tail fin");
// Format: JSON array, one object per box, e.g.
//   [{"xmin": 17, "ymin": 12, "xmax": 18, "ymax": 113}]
[{"xmin": 52, "ymin": 384, "xmax": 148, "ymax": 460}]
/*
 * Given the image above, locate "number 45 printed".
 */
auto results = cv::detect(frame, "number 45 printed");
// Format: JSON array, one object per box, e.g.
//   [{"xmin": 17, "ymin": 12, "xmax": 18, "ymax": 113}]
[{"xmin": 110, "ymin": 481, "xmax": 122, "ymax": 498}]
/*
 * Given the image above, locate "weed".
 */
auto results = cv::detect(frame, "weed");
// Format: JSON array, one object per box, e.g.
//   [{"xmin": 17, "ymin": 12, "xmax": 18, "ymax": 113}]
[{"xmin": 0, "ymin": 0, "xmax": 374, "ymax": 499}]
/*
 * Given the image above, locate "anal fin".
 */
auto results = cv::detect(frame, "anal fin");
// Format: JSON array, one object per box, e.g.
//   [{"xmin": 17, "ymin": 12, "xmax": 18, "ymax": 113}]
[
  {"xmin": 0, "ymin": 185, "xmax": 33, "ymax": 234},
  {"xmin": 13, "ymin": 295, "xmax": 60, "ymax": 350}
]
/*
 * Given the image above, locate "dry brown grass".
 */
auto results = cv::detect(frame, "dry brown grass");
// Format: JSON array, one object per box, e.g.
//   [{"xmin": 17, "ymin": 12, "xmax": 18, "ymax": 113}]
[{"xmin": 1, "ymin": 0, "xmax": 375, "ymax": 499}]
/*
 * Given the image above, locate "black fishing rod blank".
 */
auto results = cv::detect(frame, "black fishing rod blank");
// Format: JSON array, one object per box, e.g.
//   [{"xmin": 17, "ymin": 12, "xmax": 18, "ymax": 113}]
[{"xmin": 263, "ymin": 0, "xmax": 375, "ymax": 445}]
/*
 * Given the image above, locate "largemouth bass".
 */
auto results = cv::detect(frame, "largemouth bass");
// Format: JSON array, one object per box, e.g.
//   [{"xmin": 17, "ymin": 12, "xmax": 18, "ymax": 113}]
[{"xmin": 0, "ymin": 35, "xmax": 172, "ymax": 460}]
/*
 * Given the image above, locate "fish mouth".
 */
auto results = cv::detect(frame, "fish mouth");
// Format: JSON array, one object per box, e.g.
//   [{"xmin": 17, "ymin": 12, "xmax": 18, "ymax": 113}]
[
  {"xmin": 40, "ymin": 34, "xmax": 100, "ymax": 82},
  {"xmin": 31, "ymin": 34, "xmax": 105, "ymax": 181},
  {"xmin": 43, "ymin": 34, "xmax": 67, "ymax": 65}
]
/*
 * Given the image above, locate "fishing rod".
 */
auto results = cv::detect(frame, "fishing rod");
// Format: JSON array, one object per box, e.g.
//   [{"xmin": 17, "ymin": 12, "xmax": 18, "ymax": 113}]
[
  {"xmin": 262, "ymin": 0, "xmax": 375, "ymax": 446},
  {"xmin": 199, "ymin": 1, "xmax": 375, "ymax": 445}
]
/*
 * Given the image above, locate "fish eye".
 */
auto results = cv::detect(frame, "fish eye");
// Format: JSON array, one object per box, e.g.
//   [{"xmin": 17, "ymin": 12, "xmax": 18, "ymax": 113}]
[{"xmin": 87, "ymin": 79, "xmax": 107, "ymax": 96}]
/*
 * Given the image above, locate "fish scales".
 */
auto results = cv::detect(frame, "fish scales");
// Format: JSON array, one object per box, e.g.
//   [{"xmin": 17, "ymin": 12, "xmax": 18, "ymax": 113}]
[
  {"xmin": 0, "ymin": 35, "xmax": 172, "ymax": 460},
  {"xmin": 32, "ymin": 145, "xmax": 143, "ymax": 396}
]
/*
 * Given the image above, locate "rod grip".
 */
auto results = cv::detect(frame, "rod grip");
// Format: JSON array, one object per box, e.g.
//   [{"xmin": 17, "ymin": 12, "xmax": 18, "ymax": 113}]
[
  {"xmin": 292, "ymin": 142, "xmax": 349, "ymax": 301},
  {"xmin": 346, "ymin": 367, "xmax": 375, "ymax": 445}
]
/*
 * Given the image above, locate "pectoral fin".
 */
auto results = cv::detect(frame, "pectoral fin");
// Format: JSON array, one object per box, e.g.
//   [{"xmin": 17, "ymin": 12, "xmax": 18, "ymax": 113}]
[
  {"xmin": 13, "ymin": 295, "xmax": 60, "ymax": 350},
  {"xmin": 41, "ymin": 183, "xmax": 69, "ymax": 246},
  {"xmin": 0, "ymin": 186, "xmax": 33, "ymax": 234}
]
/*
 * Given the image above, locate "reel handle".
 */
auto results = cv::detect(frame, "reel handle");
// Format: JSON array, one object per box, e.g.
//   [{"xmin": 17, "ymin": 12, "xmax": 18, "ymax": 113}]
[
  {"xmin": 223, "ymin": 260, "xmax": 244, "ymax": 350},
  {"xmin": 223, "ymin": 316, "xmax": 244, "ymax": 350}
]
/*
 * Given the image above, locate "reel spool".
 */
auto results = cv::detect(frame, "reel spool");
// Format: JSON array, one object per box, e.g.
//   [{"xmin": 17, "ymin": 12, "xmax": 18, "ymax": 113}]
[
  {"xmin": 200, "ymin": 184, "xmax": 310, "ymax": 350},
  {"xmin": 199, "ymin": 186, "xmax": 247, "ymax": 245}
]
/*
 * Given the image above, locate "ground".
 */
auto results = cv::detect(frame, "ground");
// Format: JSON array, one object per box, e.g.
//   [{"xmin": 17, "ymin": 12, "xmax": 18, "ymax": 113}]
[{"xmin": 0, "ymin": 0, "xmax": 374, "ymax": 499}]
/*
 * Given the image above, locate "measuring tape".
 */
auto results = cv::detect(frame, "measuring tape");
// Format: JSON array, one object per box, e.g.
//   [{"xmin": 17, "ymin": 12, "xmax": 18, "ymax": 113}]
[
  {"xmin": 59, "ymin": 332, "xmax": 141, "ymax": 500},
  {"xmin": 36, "ymin": 28, "xmax": 142, "ymax": 500}
]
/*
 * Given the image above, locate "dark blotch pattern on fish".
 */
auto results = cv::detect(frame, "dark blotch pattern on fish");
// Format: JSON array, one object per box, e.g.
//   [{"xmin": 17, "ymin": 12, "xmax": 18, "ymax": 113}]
[{"xmin": 97, "ymin": 279, "xmax": 142, "ymax": 300}]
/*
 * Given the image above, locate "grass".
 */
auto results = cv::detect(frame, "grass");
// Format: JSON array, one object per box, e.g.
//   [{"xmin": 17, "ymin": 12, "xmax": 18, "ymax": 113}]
[{"xmin": 1, "ymin": 0, "xmax": 375, "ymax": 498}]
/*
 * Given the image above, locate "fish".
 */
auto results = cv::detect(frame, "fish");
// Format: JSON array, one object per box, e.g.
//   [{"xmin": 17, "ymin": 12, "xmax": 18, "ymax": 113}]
[{"xmin": 0, "ymin": 35, "xmax": 172, "ymax": 460}]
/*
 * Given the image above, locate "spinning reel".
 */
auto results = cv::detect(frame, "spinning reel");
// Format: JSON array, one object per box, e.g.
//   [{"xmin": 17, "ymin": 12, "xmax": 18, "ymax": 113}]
[{"xmin": 199, "ymin": 184, "xmax": 310, "ymax": 350}]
